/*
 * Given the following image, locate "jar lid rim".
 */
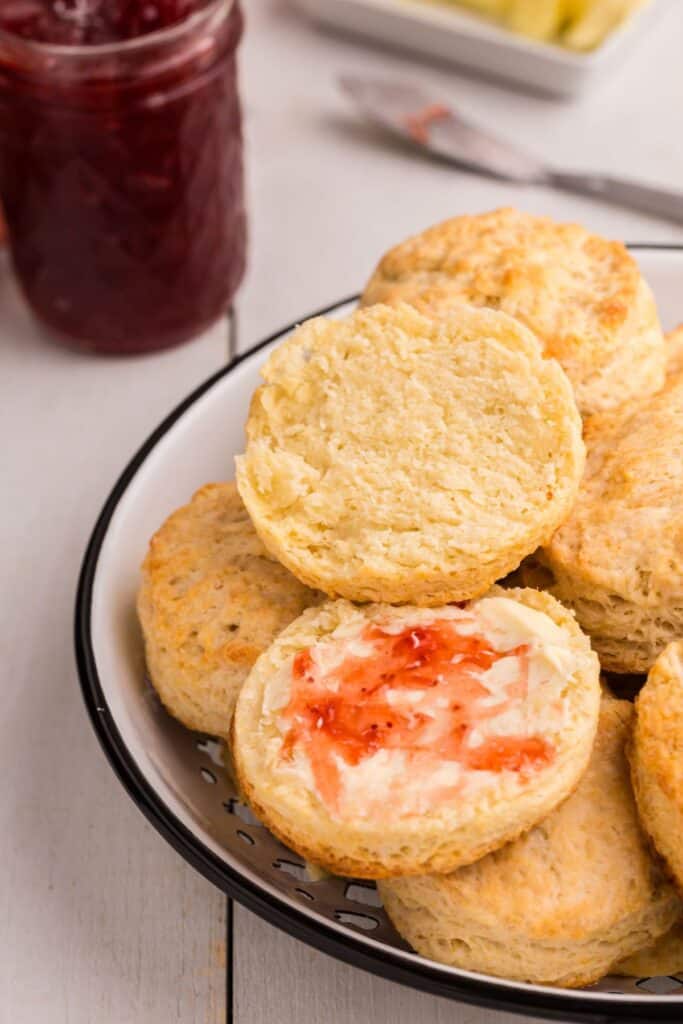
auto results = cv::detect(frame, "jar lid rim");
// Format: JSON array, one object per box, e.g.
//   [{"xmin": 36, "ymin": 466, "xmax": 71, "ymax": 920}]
[{"xmin": 0, "ymin": 0, "xmax": 235, "ymax": 59}]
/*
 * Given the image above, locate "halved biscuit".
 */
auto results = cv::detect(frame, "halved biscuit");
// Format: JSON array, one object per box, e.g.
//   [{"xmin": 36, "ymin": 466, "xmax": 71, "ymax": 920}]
[
  {"xmin": 614, "ymin": 921, "xmax": 683, "ymax": 978},
  {"xmin": 362, "ymin": 208, "xmax": 665, "ymax": 415},
  {"xmin": 236, "ymin": 303, "xmax": 584, "ymax": 606},
  {"xmin": 137, "ymin": 482, "xmax": 319, "ymax": 738},
  {"xmin": 540, "ymin": 363, "xmax": 683, "ymax": 674},
  {"xmin": 629, "ymin": 640, "xmax": 683, "ymax": 891},
  {"xmin": 379, "ymin": 699, "xmax": 680, "ymax": 987},
  {"xmin": 233, "ymin": 587, "xmax": 600, "ymax": 878}
]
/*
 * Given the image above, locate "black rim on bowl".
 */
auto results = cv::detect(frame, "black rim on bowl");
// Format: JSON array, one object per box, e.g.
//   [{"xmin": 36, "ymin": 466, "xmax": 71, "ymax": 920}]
[{"xmin": 75, "ymin": 251, "xmax": 683, "ymax": 1024}]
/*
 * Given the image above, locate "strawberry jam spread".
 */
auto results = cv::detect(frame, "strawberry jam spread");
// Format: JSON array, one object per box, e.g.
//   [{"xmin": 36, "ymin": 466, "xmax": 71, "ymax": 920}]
[{"xmin": 280, "ymin": 609, "xmax": 557, "ymax": 820}]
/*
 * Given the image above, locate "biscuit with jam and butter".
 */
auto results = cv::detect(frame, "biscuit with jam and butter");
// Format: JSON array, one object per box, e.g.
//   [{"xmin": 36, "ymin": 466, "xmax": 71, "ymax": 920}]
[
  {"xmin": 137, "ymin": 482, "xmax": 319, "ymax": 739},
  {"xmin": 379, "ymin": 699, "xmax": 680, "ymax": 987},
  {"xmin": 361, "ymin": 208, "xmax": 665, "ymax": 415},
  {"xmin": 233, "ymin": 587, "xmax": 600, "ymax": 878},
  {"xmin": 236, "ymin": 302, "xmax": 584, "ymax": 606}
]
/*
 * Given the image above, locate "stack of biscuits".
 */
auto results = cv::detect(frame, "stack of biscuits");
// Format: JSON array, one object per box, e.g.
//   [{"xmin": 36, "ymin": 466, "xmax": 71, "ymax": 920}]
[{"xmin": 138, "ymin": 209, "xmax": 683, "ymax": 988}]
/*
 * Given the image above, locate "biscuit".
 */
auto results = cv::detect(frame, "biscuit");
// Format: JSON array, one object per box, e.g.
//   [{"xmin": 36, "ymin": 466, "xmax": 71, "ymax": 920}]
[
  {"xmin": 233, "ymin": 586, "xmax": 600, "ymax": 879},
  {"xmin": 361, "ymin": 208, "xmax": 665, "ymax": 415},
  {"xmin": 629, "ymin": 641, "xmax": 683, "ymax": 891},
  {"xmin": 614, "ymin": 921, "xmax": 683, "ymax": 978},
  {"xmin": 540, "ymin": 365, "xmax": 683, "ymax": 674},
  {"xmin": 667, "ymin": 324, "xmax": 683, "ymax": 376},
  {"xmin": 236, "ymin": 303, "xmax": 584, "ymax": 606},
  {"xmin": 379, "ymin": 699, "xmax": 680, "ymax": 988},
  {"xmin": 137, "ymin": 482, "xmax": 319, "ymax": 738}
]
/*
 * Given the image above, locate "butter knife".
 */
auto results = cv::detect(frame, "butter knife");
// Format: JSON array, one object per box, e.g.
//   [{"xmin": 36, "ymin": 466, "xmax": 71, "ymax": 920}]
[{"xmin": 340, "ymin": 75, "xmax": 683, "ymax": 225}]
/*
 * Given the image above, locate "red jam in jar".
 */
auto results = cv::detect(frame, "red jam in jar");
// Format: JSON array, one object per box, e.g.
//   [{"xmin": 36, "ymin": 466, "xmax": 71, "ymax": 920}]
[{"xmin": 0, "ymin": 1, "xmax": 246, "ymax": 353}]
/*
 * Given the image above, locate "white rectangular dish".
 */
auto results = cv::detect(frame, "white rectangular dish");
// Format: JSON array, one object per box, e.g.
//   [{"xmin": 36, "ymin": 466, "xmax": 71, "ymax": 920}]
[{"xmin": 292, "ymin": 0, "xmax": 667, "ymax": 97}]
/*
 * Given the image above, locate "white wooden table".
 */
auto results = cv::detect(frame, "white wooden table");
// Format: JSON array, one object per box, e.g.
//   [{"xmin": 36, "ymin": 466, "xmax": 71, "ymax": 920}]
[{"xmin": 3, "ymin": 1, "xmax": 683, "ymax": 1020}]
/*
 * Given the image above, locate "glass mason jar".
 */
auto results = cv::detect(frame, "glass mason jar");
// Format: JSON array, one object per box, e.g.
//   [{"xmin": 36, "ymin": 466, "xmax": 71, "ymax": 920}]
[{"xmin": 0, "ymin": 1, "xmax": 246, "ymax": 354}]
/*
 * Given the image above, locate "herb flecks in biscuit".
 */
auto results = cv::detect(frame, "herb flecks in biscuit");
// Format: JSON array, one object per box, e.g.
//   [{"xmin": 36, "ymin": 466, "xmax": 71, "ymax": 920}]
[{"xmin": 137, "ymin": 482, "xmax": 319, "ymax": 739}]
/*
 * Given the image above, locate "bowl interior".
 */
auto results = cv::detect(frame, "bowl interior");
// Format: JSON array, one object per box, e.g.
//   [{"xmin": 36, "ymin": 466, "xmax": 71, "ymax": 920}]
[{"xmin": 81, "ymin": 252, "xmax": 683, "ymax": 1020}]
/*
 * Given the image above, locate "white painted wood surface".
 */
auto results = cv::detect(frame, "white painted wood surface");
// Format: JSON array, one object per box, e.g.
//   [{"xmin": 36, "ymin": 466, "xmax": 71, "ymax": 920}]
[
  {"xmin": 1, "ymin": 272, "xmax": 230, "ymax": 1024},
  {"xmin": 3, "ymin": 0, "xmax": 683, "ymax": 1021},
  {"xmin": 234, "ymin": 911, "xmax": 538, "ymax": 1024}
]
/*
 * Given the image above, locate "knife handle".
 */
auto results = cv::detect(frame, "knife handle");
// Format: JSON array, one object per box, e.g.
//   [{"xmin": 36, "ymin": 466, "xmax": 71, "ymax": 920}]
[{"xmin": 550, "ymin": 171, "xmax": 683, "ymax": 225}]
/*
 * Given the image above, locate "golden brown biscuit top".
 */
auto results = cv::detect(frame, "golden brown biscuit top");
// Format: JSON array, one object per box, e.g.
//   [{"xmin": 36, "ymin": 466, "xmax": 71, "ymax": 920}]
[
  {"xmin": 363, "ymin": 207, "xmax": 656, "ymax": 380},
  {"xmin": 141, "ymin": 482, "xmax": 318, "ymax": 678},
  {"xmin": 546, "ymin": 371, "xmax": 683, "ymax": 603},
  {"xmin": 634, "ymin": 641, "xmax": 683, "ymax": 810}
]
